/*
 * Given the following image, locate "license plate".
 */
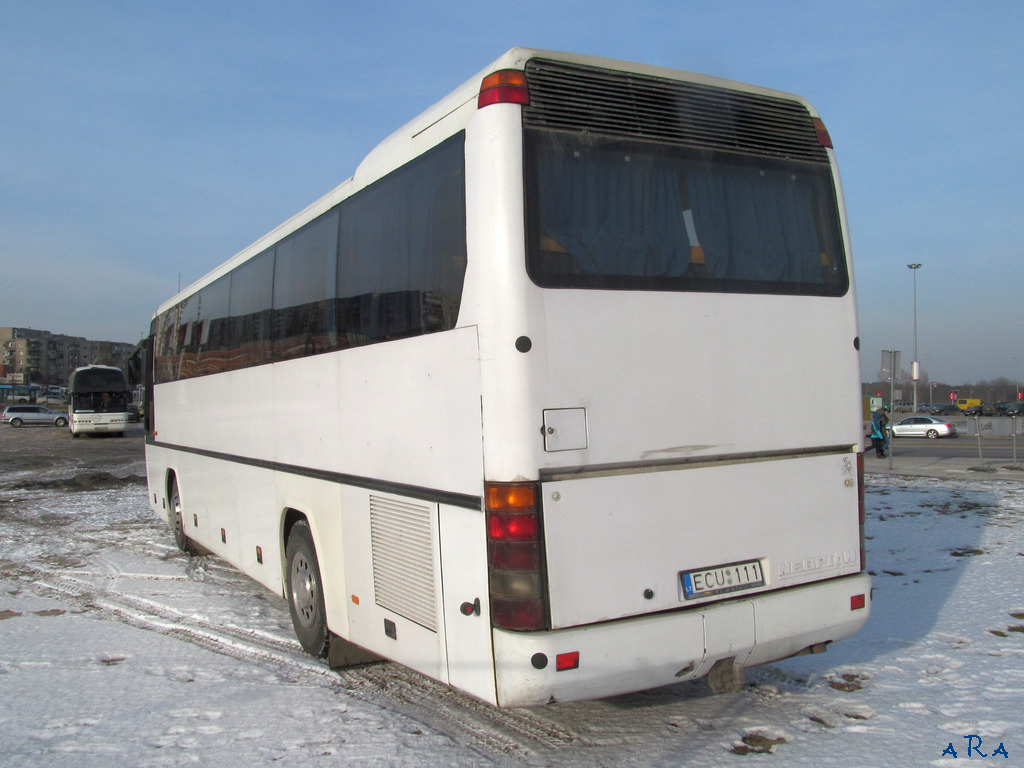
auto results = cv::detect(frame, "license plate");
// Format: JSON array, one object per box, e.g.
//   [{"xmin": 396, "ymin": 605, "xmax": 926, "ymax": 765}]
[{"xmin": 680, "ymin": 559, "xmax": 765, "ymax": 600}]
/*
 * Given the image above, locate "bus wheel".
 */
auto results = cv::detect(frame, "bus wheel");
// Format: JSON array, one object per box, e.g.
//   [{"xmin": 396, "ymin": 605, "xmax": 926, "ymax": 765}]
[
  {"xmin": 286, "ymin": 520, "xmax": 329, "ymax": 658},
  {"xmin": 168, "ymin": 475, "xmax": 198, "ymax": 555}
]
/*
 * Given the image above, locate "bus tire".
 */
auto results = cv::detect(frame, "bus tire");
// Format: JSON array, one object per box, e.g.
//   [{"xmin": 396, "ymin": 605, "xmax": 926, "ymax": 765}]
[
  {"xmin": 286, "ymin": 520, "xmax": 330, "ymax": 658},
  {"xmin": 168, "ymin": 474, "xmax": 199, "ymax": 555}
]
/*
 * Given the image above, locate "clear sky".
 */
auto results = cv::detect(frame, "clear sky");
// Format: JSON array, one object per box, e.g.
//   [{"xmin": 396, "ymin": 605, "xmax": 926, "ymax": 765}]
[{"xmin": 2, "ymin": 1, "xmax": 1021, "ymax": 385}]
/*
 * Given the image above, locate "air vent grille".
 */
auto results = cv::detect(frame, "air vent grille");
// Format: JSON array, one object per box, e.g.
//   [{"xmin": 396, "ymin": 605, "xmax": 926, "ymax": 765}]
[
  {"xmin": 523, "ymin": 58, "xmax": 829, "ymax": 163},
  {"xmin": 370, "ymin": 495, "xmax": 437, "ymax": 632}
]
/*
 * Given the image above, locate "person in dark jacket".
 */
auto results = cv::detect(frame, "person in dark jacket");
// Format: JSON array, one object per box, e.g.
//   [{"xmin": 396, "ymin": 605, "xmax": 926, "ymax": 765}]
[{"xmin": 870, "ymin": 407, "xmax": 889, "ymax": 457}]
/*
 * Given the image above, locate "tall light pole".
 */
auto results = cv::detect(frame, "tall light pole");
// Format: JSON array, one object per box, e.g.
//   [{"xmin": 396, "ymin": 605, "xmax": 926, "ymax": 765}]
[{"xmin": 907, "ymin": 263, "xmax": 922, "ymax": 412}]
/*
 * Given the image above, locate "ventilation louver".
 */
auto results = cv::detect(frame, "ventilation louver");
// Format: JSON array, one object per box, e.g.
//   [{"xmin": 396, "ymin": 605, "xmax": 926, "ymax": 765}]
[{"xmin": 523, "ymin": 58, "xmax": 829, "ymax": 164}]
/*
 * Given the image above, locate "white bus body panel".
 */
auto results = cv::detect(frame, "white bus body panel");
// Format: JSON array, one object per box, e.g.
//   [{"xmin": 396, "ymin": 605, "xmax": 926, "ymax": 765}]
[
  {"xmin": 151, "ymin": 327, "xmax": 483, "ymax": 498},
  {"xmin": 146, "ymin": 326, "xmax": 488, "ymax": 695},
  {"xmin": 542, "ymin": 453, "xmax": 861, "ymax": 629}
]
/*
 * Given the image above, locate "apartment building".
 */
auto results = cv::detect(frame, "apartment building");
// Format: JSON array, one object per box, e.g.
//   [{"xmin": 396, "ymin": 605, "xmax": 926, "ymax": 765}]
[{"xmin": 0, "ymin": 327, "xmax": 134, "ymax": 387}]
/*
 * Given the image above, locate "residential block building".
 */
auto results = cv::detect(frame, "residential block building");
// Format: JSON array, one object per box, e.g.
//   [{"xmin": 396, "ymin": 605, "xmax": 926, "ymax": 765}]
[{"xmin": 0, "ymin": 327, "xmax": 135, "ymax": 387}]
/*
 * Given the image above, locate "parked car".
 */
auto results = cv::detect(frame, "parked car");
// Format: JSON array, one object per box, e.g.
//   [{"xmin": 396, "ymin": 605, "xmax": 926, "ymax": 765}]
[
  {"xmin": 962, "ymin": 405, "xmax": 996, "ymax": 417},
  {"xmin": 1005, "ymin": 402, "xmax": 1024, "ymax": 417},
  {"xmin": 917, "ymin": 403, "xmax": 940, "ymax": 414},
  {"xmin": 931, "ymin": 404, "xmax": 961, "ymax": 415},
  {"xmin": 890, "ymin": 415, "xmax": 957, "ymax": 439},
  {"xmin": 1, "ymin": 404, "xmax": 68, "ymax": 428},
  {"xmin": 894, "ymin": 401, "xmax": 914, "ymax": 413}
]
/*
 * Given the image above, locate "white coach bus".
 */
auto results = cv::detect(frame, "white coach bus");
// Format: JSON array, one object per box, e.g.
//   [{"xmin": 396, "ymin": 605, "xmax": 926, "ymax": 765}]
[
  {"xmin": 144, "ymin": 48, "xmax": 870, "ymax": 707},
  {"xmin": 68, "ymin": 365, "xmax": 130, "ymax": 436}
]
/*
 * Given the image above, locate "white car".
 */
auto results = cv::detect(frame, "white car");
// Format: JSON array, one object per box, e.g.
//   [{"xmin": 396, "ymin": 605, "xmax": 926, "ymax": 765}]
[
  {"xmin": 1, "ymin": 405, "xmax": 69, "ymax": 428},
  {"xmin": 890, "ymin": 416, "xmax": 957, "ymax": 439}
]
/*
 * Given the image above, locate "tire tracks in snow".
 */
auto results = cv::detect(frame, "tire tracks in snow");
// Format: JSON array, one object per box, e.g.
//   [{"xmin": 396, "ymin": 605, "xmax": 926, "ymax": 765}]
[{"xmin": 4, "ymin": 557, "xmax": 582, "ymax": 765}]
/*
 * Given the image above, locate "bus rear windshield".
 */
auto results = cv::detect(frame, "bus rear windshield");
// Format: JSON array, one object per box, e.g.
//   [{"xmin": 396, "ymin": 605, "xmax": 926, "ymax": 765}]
[{"xmin": 525, "ymin": 130, "xmax": 848, "ymax": 296}]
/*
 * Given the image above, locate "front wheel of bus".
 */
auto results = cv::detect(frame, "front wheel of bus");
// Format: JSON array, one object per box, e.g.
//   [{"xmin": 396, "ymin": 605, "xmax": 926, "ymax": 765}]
[
  {"xmin": 286, "ymin": 520, "xmax": 329, "ymax": 658},
  {"xmin": 168, "ymin": 475, "xmax": 198, "ymax": 556}
]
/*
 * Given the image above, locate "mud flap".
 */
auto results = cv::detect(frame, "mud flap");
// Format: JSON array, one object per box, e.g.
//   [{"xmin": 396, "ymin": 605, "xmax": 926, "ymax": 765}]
[{"xmin": 328, "ymin": 632, "xmax": 383, "ymax": 668}]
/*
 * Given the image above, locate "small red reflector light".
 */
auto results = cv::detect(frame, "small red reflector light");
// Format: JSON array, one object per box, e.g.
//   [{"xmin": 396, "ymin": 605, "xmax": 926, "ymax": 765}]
[
  {"xmin": 478, "ymin": 69, "xmax": 529, "ymax": 108},
  {"xmin": 812, "ymin": 117, "xmax": 833, "ymax": 149},
  {"xmin": 556, "ymin": 651, "xmax": 580, "ymax": 671},
  {"xmin": 851, "ymin": 594, "xmax": 866, "ymax": 611}
]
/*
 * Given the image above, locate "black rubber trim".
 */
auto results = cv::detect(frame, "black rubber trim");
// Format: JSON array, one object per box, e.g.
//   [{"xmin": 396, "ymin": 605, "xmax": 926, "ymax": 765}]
[{"xmin": 146, "ymin": 437, "xmax": 482, "ymax": 511}]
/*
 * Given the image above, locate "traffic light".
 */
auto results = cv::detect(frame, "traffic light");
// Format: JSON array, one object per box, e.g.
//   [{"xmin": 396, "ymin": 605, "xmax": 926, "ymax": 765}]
[{"xmin": 1018, "ymin": 391, "xmax": 1023, "ymax": 401}]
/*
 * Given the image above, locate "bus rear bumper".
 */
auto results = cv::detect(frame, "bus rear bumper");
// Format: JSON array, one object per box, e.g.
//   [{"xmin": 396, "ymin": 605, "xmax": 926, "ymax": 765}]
[{"xmin": 490, "ymin": 572, "xmax": 871, "ymax": 707}]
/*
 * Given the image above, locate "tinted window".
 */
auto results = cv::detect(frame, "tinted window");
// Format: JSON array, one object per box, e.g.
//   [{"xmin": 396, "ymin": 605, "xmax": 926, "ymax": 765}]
[
  {"xmin": 152, "ymin": 132, "xmax": 467, "ymax": 383},
  {"xmin": 337, "ymin": 134, "xmax": 467, "ymax": 345},
  {"xmin": 525, "ymin": 130, "xmax": 847, "ymax": 296},
  {"xmin": 274, "ymin": 210, "xmax": 340, "ymax": 360}
]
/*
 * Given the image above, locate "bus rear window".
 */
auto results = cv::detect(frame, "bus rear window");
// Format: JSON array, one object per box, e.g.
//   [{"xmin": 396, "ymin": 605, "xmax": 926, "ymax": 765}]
[{"xmin": 525, "ymin": 130, "xmax": 848, "ymax": 296}]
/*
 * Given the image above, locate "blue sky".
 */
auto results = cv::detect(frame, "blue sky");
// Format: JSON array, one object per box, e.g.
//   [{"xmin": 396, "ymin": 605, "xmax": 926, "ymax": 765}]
[{"xmin": 2, "ymin": 1, "xmax": 1021, "ymax": 385}]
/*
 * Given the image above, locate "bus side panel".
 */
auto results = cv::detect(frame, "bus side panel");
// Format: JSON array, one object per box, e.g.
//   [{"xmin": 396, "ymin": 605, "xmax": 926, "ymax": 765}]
[
  {"xmin": 438, "ymin": 502, "xmax": 496, "ymax": 705},
  {"xmin": 146, "ymin": 446, "xmax": 282, "ymax": 592},
  {"xmin": 152, "ymin": 327, "xmax": 484, "ymax": 499}
]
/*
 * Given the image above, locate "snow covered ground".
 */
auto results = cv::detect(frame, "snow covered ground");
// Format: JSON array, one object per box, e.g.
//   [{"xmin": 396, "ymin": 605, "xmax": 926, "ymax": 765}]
[{"xmin": 1, "ymin": 455, "xmax": 1022, "ymax": 766}]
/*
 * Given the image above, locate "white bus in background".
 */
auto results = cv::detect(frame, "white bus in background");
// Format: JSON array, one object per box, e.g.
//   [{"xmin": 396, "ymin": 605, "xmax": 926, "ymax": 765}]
[
  {"xmin": 143, "ymin": 48, "xmax": 870, "ymax": 707},
  {"xmin": 68, "ymin": 365, "xmax": 131, "ymax": 436}
]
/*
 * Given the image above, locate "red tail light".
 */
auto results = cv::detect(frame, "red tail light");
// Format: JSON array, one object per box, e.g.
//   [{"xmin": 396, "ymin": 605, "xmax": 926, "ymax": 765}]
[
  {"xmin": 485, "ymin": 481, "xmax": 548, "ymax": 630},
  {"xmin": 812, "ymin": 117, "xmax": 833, "ymax": 148},
  {"xmin": 478, "ymin": 69, "xmax": 530, "ymax": 109}
]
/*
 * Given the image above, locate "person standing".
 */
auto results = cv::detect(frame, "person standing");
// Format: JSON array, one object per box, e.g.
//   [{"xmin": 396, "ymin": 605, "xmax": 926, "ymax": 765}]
[{"xmin": 870, "ymin": 407, "xmax": 889, "ymax": 458}]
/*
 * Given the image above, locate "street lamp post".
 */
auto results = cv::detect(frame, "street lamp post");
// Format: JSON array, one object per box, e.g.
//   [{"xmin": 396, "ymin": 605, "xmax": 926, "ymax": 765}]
[{"xmin": 907, "ymin": 263, "xmax": 922, "ymax": 412}]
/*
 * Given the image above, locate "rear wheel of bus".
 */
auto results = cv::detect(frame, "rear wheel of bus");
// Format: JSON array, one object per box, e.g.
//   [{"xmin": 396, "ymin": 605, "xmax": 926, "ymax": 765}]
[
  {"xmin": 285, "ymin": 520, "xmax": 329, "ymax": 658},
  {"xmin": 168, "ymin": 474, "xmax": 198, "ymax": 555}
]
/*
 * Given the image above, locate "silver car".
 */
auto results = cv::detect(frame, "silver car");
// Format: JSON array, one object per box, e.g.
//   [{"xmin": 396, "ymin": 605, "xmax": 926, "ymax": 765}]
[
  {"xmin": 1, "ymin": 405, "xmax": 69, "ymax": 428},
  {"xmin": 890, "ymin": 415, "xmax": 957, "ymax": 439}
]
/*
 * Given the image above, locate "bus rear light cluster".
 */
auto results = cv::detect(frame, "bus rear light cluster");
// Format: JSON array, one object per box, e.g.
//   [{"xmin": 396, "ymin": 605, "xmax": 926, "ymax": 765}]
[
  {"xmin": 478, "ymin": 69, "xmax": 530, "ymax": 109},
  {"xmin": 812, "ymin": 117, "xmax": 833, "ymax": 148},
  {"xmin": 485, "ymin": 482, "xmax": 548, "ymax": 630}
]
